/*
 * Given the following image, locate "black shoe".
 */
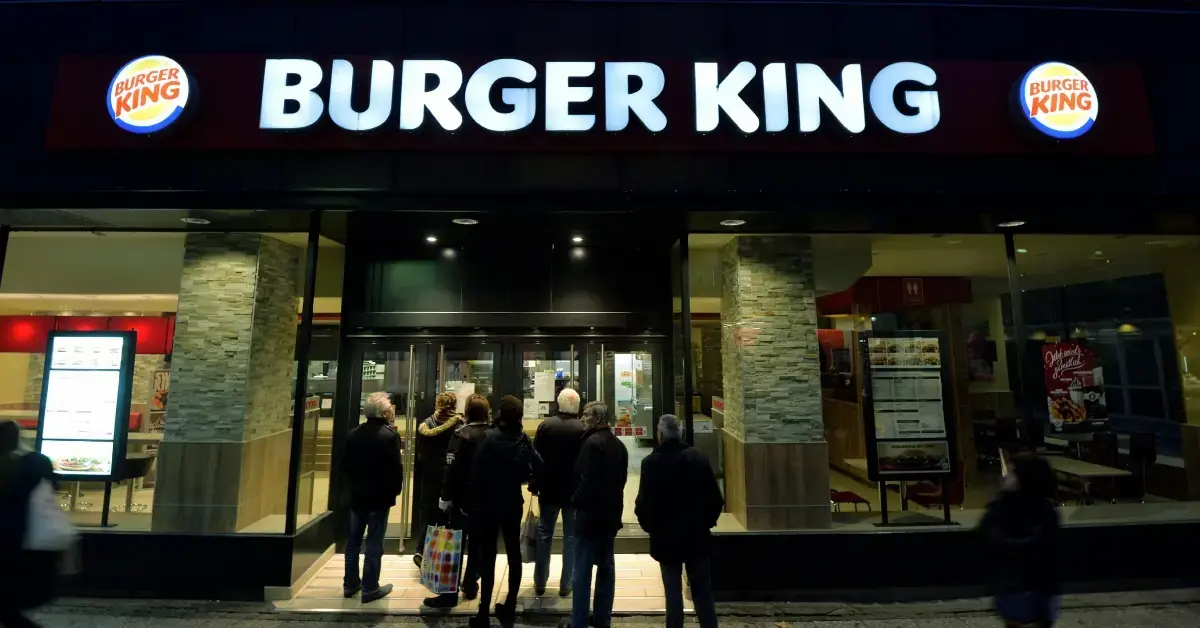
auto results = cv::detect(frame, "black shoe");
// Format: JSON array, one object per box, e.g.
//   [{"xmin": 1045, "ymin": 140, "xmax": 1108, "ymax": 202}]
[
  {"xmin": 559, "ymin": 585, "xmax": 573, "ymax": 598},
  {"xmin": 343, "ymin": 584, "xmax": 361, "ymax": 599},
  {"xmin": 495, "ymin": 602, "xmax": 517, "ymax": 622},
  {"xmin": 412, "ymin": 554, "xmax": 423, "ymax": 569},
  {"xmin": 469, "ymin": 616, "xmax": 490, "ymax": 628},
  {"xmin": 534, "ymin": 584, "xmax": 546, "ymax": 596},
  {"xmin": 361, "ymin": 583, "xmax": 393, "ymax": 603},
  {"xmin": 422, "ymin": 592, "xmax": 459, "ymax": 609},
  {"xmin": 461, "ymin": 582, "xmax": 479, "ymax": 601}
]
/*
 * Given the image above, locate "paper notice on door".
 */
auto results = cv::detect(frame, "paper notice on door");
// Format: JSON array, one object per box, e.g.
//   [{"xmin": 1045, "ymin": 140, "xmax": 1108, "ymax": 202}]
[
  {"xmin": 539, "ymin": 403, "xmax": 550, "ymax": 415},
  {"xmin": 534, "ymin": 371, "xmax": 556, "ymax": 402},
  {"xmin": 524, "ymin": 398, "xmax": 540, "ymax": 419},
  {"xmin": 447, "ymin": 382, "xmax": 476, "ymax": 413}
]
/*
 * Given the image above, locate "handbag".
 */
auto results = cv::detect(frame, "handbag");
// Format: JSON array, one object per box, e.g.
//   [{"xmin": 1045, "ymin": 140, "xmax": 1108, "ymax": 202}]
[
  {"xmin": 418, "ymin": 524, "xmax": 463, "ymax": 595},
  {"xmin": 520, "ymin": 499, "xmax": 538, "ymax": 563},
  {"xmin": 24, "ymin": 478, "xmax": 79, "ymax": 552}
]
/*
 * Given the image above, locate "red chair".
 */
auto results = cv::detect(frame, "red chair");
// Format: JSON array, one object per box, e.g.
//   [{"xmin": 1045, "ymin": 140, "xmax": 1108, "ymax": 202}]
[
  {"xmin": 830, "ymin": 489, "xmax": 872, "ymax": 512},
  {"xmin": 909, "ymin": 471, "xmax": 965, "ymax": 509}
]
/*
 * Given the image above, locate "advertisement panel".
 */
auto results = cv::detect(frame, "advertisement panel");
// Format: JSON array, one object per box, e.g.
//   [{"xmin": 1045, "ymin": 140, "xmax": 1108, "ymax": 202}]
[{"xmin": 1041, "ymin": 342, "xmax": 1108, "ymax": 432}]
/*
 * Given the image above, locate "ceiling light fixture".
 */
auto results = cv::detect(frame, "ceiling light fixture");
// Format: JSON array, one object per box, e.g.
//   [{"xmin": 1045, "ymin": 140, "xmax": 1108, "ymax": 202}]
[
  {"xmin": 997, "ymin": 220, "xmax": 1026, "ymax": 228},
  {"xmin": 426, "ymin": 235, "xmax": 438, "ymax": 243},
  {"xmin": 180, "ymin": 217, "xmax": 211, "ymax": 225},
  {"xmin": 572, "ymin": 235, "xmax": 584, "ymax": 243},
  {"xmin": 1016, "ymin": 248, "xmax": 1028, "ymax": 254},
  {"xmin": 719, "ymin": 219, "xmax": 747, "ymax": 227},
  {"xmin": 452, "ymin": 218, "xmax": 479, "ymax": 226}
]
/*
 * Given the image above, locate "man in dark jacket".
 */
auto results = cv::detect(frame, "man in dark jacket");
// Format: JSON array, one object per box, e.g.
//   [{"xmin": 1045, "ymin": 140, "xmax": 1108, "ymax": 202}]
[
  {"xmin": 531, "ymin": 387, "xmax": 586, "ymax": 597},
  {"xmin": 635, "ymin": 414, "xmax": 723, "ymax": 628},
  {"xmin": 423, "ymin": 395, "xmax": 491, "ymax": 609},
  {"xmin": 567, "ymin": 402, "xmax": 628, "ymax": 628},
  {"xmin": 341, "ymin": 391, "xmax": 404, "ymax": 603}
]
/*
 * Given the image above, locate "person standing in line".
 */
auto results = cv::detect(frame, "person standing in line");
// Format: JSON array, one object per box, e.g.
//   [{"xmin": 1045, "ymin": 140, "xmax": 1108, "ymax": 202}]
[
  {"xmin": 0, "ymin": 420, "xmax": 58, "ymax": 628},
  {"xmin": 564, "ymin": 402, "xmax": 628, "ymax": 628},
  {"xmin": 412, "ymin": 392, "xmax": 462, "ymax": 569},
  {"xmin": 467, "ymin": 396, "xmax": 543, "ymax": 628},
  {"xmin": 635, "ymin": 415, "xmax": 723, "ymax": 628},
  {"xmin": 423, "ymin": 394, "xmax": 491, "ymax": 609},
  {"xmin": 978, "ymin": 452, "xmax": 1061, "ymax": 628},
  {"xmin": 530, "ymin": 387, "xmax": 587, "ymax": 597},
  {"xmin": 341, "ymin": 392, "xmax": 404, "ymax": 603}
]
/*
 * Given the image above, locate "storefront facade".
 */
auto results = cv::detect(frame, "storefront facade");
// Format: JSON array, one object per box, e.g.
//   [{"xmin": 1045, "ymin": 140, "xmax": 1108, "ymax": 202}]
[{"xmin": 1, "ymin": 0, "xmax": 1199, "ymax": 601}]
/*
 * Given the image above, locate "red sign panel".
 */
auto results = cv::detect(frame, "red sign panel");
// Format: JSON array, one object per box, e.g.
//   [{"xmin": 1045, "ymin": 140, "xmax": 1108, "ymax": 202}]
[
  {"xmin": 901, "ymin": 278, "xmax": 925, "ymax": 306},
  {"xmin": 46, "ymin": 55, "xmax": 1154, "ymax": 155},
  {"xmin": 1041, "ymin": 342, "xmax": 1108, "ymax": 432}
]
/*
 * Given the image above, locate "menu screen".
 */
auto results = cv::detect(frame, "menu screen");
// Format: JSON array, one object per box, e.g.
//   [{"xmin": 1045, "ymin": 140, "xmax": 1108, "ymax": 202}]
[
  {"xmin": 37, "ymin": 334, "xmax": 131, "ymax": 478},
  {"xmin": 865, "ymin": 333, "xmax": 955, "ymax": 478}
]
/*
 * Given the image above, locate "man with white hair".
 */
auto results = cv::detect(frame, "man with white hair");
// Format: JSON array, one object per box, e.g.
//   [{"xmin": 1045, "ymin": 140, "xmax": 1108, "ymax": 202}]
[
  {"xmin": 530, "ymin": 387, "xmax": 587, "ymax": 597},
  {"xmin": 635, "ymin": 414, "xmax": 722, "ymax": 628},
  {"xmin": 340, "ymin": 391, "xmax": 404, "ymax": 603}
]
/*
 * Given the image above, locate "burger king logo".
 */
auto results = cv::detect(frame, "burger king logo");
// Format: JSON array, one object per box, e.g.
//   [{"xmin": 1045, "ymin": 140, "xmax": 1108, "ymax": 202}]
[
  {"xmin": 107, "ymin": 55, "xmax": 190, "ymax": 134},
  {"xmin": 1019, "ymin": 62, "xmax": 1097, "ymax": 139}
]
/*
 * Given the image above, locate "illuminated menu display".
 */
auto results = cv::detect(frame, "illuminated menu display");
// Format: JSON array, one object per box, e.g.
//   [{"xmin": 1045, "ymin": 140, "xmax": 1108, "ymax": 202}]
[{"xmin": 36, "ymin": 333, "xmax": 134, "ymax": 479}]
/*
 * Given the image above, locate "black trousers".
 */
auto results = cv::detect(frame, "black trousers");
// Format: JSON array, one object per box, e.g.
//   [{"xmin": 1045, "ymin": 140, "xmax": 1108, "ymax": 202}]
[{"xmin": 473, "ymin": 509, "xmax": 522, "ymax": 620}]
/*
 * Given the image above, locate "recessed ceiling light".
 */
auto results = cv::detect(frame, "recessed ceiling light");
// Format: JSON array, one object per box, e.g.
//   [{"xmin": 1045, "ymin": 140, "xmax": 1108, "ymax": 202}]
[
  {"xmin": 946, "ymin": 239, "xmax": 962, "ymax": 245},
  {"xmin": 997, "ymin": 220, "xmax": 1026, "ymax": 228},
  {"xmin": 180, "ymin": 217, "xmax": 211, "ymax": 225},
  {"xmin": 719, "ymin": 219, "xmax": 747, "ymax": 227},
  {"xmin": 426, "ymin": 235, "xmax": 438, "ymax": 243},
  {"xmin": 1093, "ymin": 250, "xmax": 1104, "ymax": 256},
  {"xmin": 1016, "ymin": 248, "xmax": 1028, "ymax": 254},
  {"xmin": 572, "ymin": 235, "xmax": 584, "ymax": 243},
  {"xmin": 452, "ymin": 218, "xmax": 479, "ymax": 226}
]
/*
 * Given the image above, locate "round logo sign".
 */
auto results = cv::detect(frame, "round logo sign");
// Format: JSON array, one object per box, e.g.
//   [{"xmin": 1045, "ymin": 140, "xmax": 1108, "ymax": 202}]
[
  {"xmin": 1019, "ymin": 62, "xmax": 1098, "ymax": 139},
  {"xmin": 107, "ymin": 55, "xmax": 190, "ymax": 134}
]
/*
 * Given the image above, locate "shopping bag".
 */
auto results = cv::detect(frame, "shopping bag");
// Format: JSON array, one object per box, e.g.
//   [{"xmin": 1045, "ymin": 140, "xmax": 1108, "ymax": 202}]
[
  {"xmin": 24, "ymin": 479, "xmax": 78, "ymax": 552},
  {"xmin": 419, "ymin": 524, "xmax": 463, "ymax": 595},
  {"xmin": 520, "ymin": 502, "xmax": 538, "ymax": 563}
]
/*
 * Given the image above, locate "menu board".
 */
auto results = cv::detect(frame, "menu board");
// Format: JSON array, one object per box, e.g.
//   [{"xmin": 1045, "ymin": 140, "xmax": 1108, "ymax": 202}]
[
  {"xmin": 863, "ymin": 332, "xmax": 956, "ymax": 479},
  {"xmin": 36, "ymin": 332, "xmax": 135, "ymax": 480},
  {"xmin": 1041, "ymin": 342, "xmax": 1108, "ymax": 432}
]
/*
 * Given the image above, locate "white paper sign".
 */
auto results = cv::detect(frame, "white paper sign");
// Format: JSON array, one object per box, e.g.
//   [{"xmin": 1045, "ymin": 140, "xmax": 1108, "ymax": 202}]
[
  {"xmin": 524, "ymin": 398, "xmax": 540, "ymax": 419},
  {"xmin": 447, "ymin": 382, "xmax": 476, "ymax": 413},
  {"xmin": 539, "ymin": 403, "xmax": 550, "ymax": 415},
  {"xmin": 534, "ymin": 372, "xmax": 556, "ymax": 402}
]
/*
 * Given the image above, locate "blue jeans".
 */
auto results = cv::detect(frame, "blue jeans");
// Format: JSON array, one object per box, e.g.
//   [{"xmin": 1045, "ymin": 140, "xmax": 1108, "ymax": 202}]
[
  {"xmin": 660, "ymin": 557, "xmax": 719, "ymax": 628},
  {"xmin": 534, "ymin": 502, "xmax": 576, "ymax": 591},
  {"xmin": 572, "ymin": 534, "xmax": 615, "ymax": 628},
  {"xmin": 344, "ymin": 507, "xmax": 390, "ymax": 593}
]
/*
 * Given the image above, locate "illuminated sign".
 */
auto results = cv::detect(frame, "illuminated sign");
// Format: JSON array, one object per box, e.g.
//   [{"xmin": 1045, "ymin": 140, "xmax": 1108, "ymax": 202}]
[
  {"xmin": 1019, "ymin": 62, "xmax": 1097, "ymax": 139},
  {"xmin": 108, "ymin": 55, "xmax": 190, "ymax": 134},
  {"xmin": 259, "ymin": 59, "xmax": 940, "ymax": 135}
]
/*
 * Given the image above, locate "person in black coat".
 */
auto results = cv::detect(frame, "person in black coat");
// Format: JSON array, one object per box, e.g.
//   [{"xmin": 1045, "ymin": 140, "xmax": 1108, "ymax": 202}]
[
  {"xmin": 341, "ymin": 392, "xmax": 404, "ymax": 603},
  {"xmin": 412, "ymin": 392, "xmax": 463, "ymax": 569},
  {"xmin": 0, "ymin": 419, "xmax": 58, "ymax": 628},
  {"xmin": 566, "ymin": 401, "xmax": 628, "ymax": 628},
  {"xmin": 466, "ymin": 396, "xmax": 542, "ymax": 628},
  {"xmin": 635, "ymin": 414, "xmax": 722, "ymax": 628},
  {"xmin": 978, "ymin": 452, "xmax": 1061, "ymax": 628},
  {"xmin": 423, "ymin": 394, "xmax": 491, "ymax": 609},
  {"xmin": 531, "ymin": 387, "xmax": 587, "ymax": 597}
]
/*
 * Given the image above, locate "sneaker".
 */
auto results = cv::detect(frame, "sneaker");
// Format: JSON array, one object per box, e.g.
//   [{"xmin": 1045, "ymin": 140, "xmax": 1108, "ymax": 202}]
[
  {"xmin": 361, "ymin": 583, "xmax": 394, "ymax": 603},
  {"xmin": 461, "ymin": 582, "xmax": 479, "ymax": 601},
  {"xmin": 559, "ymin": 585, "xmax": 572, "ymax": 598},
  {"xmin": 412, "ymin": 554, "xmax": 423, "ymax": 569},
  {"xmin": 343, "ymin": 584, "xmax": 361, "ymax": 599},
  {"xmin": 423, "ymin": 592, "xmax": 459, "ymax": 609},
  {"xmin": 534, "ymin": 585, "xmax": 546, "ymax": 596}
]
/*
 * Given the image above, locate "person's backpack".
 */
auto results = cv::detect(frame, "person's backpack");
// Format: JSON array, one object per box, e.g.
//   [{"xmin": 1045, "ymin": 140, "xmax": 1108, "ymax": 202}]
[{"xmin": 24, "ymin": 476, "xmax": 78, "ymax": 552}]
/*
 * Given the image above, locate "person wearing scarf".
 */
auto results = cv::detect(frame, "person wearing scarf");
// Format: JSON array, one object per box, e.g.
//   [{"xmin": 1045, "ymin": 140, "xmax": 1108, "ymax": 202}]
[{"xmin": 412, "ymin": 392, "xmax": 463, "ymax": 568}]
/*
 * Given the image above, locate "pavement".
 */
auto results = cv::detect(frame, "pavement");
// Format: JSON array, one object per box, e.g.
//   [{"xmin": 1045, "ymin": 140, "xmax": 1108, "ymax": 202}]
[{"xmin": 21, "ymin": 588, "xmax": 1200, "ymax": 627}]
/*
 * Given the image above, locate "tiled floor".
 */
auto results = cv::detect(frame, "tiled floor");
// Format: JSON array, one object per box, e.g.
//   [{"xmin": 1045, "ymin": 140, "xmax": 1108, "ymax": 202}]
[{"xmin": 276, "ymin": 552, "xmax": 689, "ymax": 615}]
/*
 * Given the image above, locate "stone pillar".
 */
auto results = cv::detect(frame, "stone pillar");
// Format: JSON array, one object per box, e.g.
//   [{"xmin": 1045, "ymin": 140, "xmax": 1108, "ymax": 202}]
[
  {"xmin": 720, "ymin": 236, "xmax": 830, "ymax": 530},
  {"xmin": 152, "ymin": 234, "xmax": 300, "ymax": 533}
]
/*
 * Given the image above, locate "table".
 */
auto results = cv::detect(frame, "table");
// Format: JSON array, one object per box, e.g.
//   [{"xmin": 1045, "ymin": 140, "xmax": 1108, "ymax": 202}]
[{"xmin": 1047, "ymin": 456, "xmax": 1132, "ymax": 504}]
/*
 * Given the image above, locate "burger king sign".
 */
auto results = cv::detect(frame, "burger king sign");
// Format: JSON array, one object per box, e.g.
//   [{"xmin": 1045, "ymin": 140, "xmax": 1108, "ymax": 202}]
[
  {"xmin": 1019, "ymin": 62, "xmax": 1098, "ymax": 139},
  {"xmin": 107, "ymin": 55, "xmax": 190, "ymax": 134}
]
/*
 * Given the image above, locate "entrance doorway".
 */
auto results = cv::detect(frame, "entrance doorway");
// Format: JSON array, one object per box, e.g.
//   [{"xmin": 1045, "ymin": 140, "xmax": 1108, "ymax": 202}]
[{"xmin": 344, "ymin": 335, "xmax": 664, "ymax": 544}]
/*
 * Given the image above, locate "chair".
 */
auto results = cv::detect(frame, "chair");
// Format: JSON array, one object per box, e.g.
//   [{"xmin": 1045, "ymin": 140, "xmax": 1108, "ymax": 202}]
[
  {"xmin": 1127, "ymin": 432, "xmax": 1157, "ymax": 502},
  {"xmin": 110, "ymin": 453, "xmax": 157, "ymax": 513},
  {"xmin": 909, "ymin": 469, "xmax": 965, "ymax": 509},
  {"xmin": 829, "ymin": 489, "xmax": 871, "ymax": 512}
]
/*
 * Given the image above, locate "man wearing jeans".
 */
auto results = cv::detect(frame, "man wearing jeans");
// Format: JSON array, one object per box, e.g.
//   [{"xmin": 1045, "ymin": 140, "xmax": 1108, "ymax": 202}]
[
  {"xmin": 564, "ymin": 402, "xmax": 627, "ymax": 628},
  {"xmin": 341, "ymin": 391, "xmax": 404, "ymax": 603},
  {"xmin": 531, "ymin": 388, "xmax": 586, "ymax": 597},
  {"xmin": 635, "ymin": 415, "xmax": 723, "ymax": 628}
]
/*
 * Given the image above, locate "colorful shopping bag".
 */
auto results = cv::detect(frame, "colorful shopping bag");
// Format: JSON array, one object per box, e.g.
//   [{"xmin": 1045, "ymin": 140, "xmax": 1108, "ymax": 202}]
[{"xmin": 419, "ymin": 524, "xmax": 463, "ymax": 595}]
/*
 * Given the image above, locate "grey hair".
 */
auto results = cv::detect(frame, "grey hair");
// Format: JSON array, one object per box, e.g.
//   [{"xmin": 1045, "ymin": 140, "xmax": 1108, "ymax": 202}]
[
  {"xmin": 557, "ymin": 388, "xmax": 581, "ymax": 415},
  {"xmin": 658, "ymin": 414, "xmax": 682, "ymax": 441},
  {"xmin": 364, "ymin": 391, "xmax": 392, "ymax": 419},
  {"xmin": 582, "ymin": 401, "xmax": 609, "ymax": 426}
]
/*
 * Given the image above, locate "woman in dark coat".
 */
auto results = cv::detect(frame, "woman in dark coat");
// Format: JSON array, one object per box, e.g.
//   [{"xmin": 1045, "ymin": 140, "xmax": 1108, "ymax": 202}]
[
  {"xmin": 978, "ymin": 452, "xmax": 1061, "ymax": 628},
  {"xmin": 0, "ymin": 419, "xmax": 59, "ymax": 628},
  {"xmin": 412, "ymin": 392, "xmax": 462, "ymax": 568}
]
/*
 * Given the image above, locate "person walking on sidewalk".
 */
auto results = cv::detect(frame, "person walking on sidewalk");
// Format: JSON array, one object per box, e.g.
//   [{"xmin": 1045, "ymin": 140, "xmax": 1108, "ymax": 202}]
[
  {"xmin": 635, "ymin": 414, "xmax": 723, "ymax": 628},
  {"xmin": 0, "ymin": 420, "xmax": 59, "ymax": 628},
  {"xmin": 412, "ymin": 391, "xmax": 462, "ymax": 569},
  {"xmin": 423, "ymin": 394, "xmax": 491, "ymax": 609},
  {"xmin": 467, "ymin": 396, "xmax": 543, "ymax": 628},
  {"xmin": 979, "ymin": 452, "xmax": 1061, "ymax": 628},
  {"xmin": 564, "ymin": 402, "xmax": 628, "ymax": 628},
  {"xmin": 341, "ymin": 392, "xmax": 404, "ymax": 603},
  {"xmin": 531, "ymin": 387, "xmax": 587, "ymax": 598}
]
